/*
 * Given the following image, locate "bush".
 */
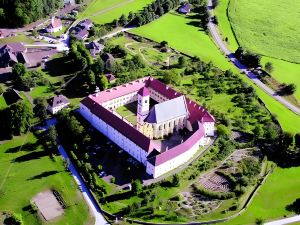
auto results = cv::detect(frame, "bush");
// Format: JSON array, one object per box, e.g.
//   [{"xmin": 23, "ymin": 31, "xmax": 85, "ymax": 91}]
[{"xmin": 192, "ymin": 184, "xmax": 235, "ymax": 200}]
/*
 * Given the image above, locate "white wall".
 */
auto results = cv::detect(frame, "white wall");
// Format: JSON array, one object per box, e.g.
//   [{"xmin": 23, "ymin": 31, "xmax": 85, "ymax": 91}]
[
  {"xmin": 204, "ymin": 122, "xmax": 215, "ymax": 136},
  {"xmin": 80, "ymin": 104, "xmax": 148, "ymax": 166}
]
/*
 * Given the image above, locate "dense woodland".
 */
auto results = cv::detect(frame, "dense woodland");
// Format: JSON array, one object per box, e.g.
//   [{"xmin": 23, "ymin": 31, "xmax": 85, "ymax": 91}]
[{"xmin": 0, "ymin": 0, "xmax": 63, "ymax": 27}]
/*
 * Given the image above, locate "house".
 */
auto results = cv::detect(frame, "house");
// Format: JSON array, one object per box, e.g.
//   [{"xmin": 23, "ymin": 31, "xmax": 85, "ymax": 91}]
[
  {"xmin": 46, "ymin": 17, "xmax": 63, "ymax": 33},
  {"xmin": 79, "ymin": 77, "xmax": 215, "ymax": 178},
  {"xmin": 178, "ymin": 3, "xmax": 191, "ymax": 14},
  {"xmin": 3, "ymin": 89, "xmax": 23, "ymax": 105},
  {"xmin": 104, "ymin": 74, "xmax": 116, "ymax": 83},
  {"xmin": 47, "ymin": 95, "xmax": 70, "ymax": 114},
  {"xmin": 86, "ymin": 41, "xmax": 104, "ymax": 58},
  {"xmin": 75, "ymin": 28, "xmax": 89, "ymax": 40},
  {"xmin": 79, "ymin": 19, "xmax": 93, "ymax": 30},
  {"xmin": 0, "ymin": 42, "xmax": 29, "ymax": 68}
]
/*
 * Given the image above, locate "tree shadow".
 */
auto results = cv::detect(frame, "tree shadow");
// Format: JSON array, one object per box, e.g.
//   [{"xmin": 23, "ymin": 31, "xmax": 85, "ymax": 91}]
[
  {"xmin": 44, "ymin": 56, "xmax": 77, "ymax": 77},
  {"xmin": 286, "ymin": 198, "xmax": 300, "ymax": 214},
  {"xmin": 14, "ymin": 151, "xmax": 48, "ymax": 163},
  {"xmin": 101, "ymin": 191, "xmax": 133, "ymax": 203},
  {"xmin": 5, "ymin": 142, "xmax": 41, "ymax": 153},
  {"xmin": 27, "ymin": 170, "xmax": 59, "ymax": 180}
]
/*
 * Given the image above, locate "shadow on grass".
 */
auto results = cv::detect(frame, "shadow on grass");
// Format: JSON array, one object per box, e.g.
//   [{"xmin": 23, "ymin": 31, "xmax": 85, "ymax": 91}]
[
  {"xmin": 44, "ymin": 56, "xmax": 78, "ymax": 77},
  {"xmin": 101, "ymin": 191, "xmax": 133, "ymax": 203},
  {"xmin": 27, "ymin": 170, "xmax": 59, "ymax": 180},
  {"xmin": 14, "ymin": 150, "xmax": 48, "ymax": 163},
  {"xmin": 5, "ymin": 142, "xmax": 41, "ymax": 153}
]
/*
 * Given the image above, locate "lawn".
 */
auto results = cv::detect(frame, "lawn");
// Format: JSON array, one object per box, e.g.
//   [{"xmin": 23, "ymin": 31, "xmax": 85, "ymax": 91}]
[
  {"xmin": 131, "ymin": 12, "xmax": 233, "ymax": 70},
  {"xmin": 228, "ymin": 0, "xmax": 300, "ymax": 64},
  {"xmin": 222, "ymin": 166, "xmax": 300, "ymax": 225},
  {"xmin": 80, "ymin": 0, "xmax": 153, "ymax": 25},
  {"xmin": 116, "ymin": 102, "xmax": 137, "ymax": 126},
  {"xmin": 131, "ymin": 12, "xmax": 300, "ymax": 134},
  {"xmin": 0, "ymin": 133, "xmax": 92, "ymax": 225},
  {"xmin": 0, "ymin": 95, "xmax": 7, "ymax": 109},
  {"xmin": 0, "ymin": 34, "xmax": 35, "ymax": 44},
  {"xmin": 215, "ymin": 0, "xmax": 300, "ymax": 102}
]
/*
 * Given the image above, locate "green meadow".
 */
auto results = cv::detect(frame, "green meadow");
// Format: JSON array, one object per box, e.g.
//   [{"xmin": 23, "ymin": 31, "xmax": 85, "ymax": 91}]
[
  {"xmin": 0, "ymin": 133, "xmax": 92, "ymax": 225},
  {"xmin": 228, "ymin": 0, "xmax": 300, "ymax": 64},
  {"xmin": 80, "ymin": 0, "xmax": 153, "ymax": 25},
  {"xmin": 223, "ymin": 166, "xmax": 300, "ymax": 225},
  {"xmin": 215, "ymin": 0, "xmax": 300, "ymax": 102},
  {"xmin": 131, "ymin": 12, "xmax": 300, "ymax": 134}
]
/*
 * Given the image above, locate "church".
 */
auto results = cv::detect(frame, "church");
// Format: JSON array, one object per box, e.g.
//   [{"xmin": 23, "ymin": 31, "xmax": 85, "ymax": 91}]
[{"xmin": 79, "ymin": 77, "xmax": 215, "ymax": 178}]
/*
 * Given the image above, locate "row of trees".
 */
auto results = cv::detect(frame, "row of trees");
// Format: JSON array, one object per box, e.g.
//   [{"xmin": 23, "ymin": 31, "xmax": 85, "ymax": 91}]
[{"xmin": 0, "ymin": 0, "xmax": 63, "ymax": 27}]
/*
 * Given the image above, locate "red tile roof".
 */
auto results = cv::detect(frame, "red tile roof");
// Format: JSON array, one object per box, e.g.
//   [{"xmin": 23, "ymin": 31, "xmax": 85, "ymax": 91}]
[
  {"xmin": 138, "ymin": 87, "xmax": 150, "ymax": 96},
  {"xmin": 81, "ymin": 97, "xmax": 157, "ymax": 152},
  {"xmin": 81, "ymin": 77, "xmax": 215, "ymax": 162},
  {"xmin": 49, "ymin": 17, "xmax": 62, "ymax": 29},
  {"xmin": 148, "ymin": 122, "xmax": 205, "ymax": 166}
]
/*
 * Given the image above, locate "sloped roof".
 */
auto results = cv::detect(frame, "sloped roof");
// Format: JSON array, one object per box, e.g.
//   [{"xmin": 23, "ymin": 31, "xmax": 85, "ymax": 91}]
[
  {"xmin": 145, "ymin": 96, "xmax": 188, "ymax": 124},
  {"xmin": 148, "ymin": 122, "xmax": 205, "ymax": 166},
  {"xmin": 48, "ymin": 95, "xmax": 70, "ymax": 108},
  {"xmin": 0, "ymin": 42, "xmax": 26, "ymax": 53},
  {"xmin": 138, "ymin": 87, "xmax": 150, "ymax": 97},
  {"xmin": 104, "ymin": 74, "xmax": 116, "ymax": 82},
  {"xmin": 48, "ymin": 17, "xmax": 62, "ymax": 29},
  {"xmin": 81, "ymin": 97, "xmax": 157, "ymax": 152}
]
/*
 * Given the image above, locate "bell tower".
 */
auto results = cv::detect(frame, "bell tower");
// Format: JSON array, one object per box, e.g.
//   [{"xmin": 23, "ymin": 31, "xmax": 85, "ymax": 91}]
[{"xmin": 137, "ymin": 87, "xmax": 150, "ymax": 131}]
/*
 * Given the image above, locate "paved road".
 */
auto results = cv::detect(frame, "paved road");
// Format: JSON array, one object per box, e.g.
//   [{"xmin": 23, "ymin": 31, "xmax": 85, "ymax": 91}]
[
  {"xmin": 207, "ymin": 0, "xmax": 300, "ymax": 115},
  {"xmin": 58, "ymin": 145, "xmax": 109, "ymax": 225},
  {"xmin": 264, "ymin": 215, "xmax": 300, "ymax": 225}
]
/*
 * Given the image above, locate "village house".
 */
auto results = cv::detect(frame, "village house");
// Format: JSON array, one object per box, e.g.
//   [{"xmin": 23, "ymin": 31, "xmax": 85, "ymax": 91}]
[
  {"xmin": 0, "ymin": 42, "xmax": 29, "ymax": 68},
  {"xmin": 47, "ymin": 95, "xmax": 70, "ymax": 114},
  {"xmin": 86, "ymin": 41, "xmax": 104, "ymax": 58},
  {"xmin": 178, "ymin": 3, "xmax": 192, "ymax": 14},
  {"xmin": 104, "ymin": 74, "xmax": 116, "ymax": 84},
  {"xmin": 46, "ymin": 17, "xmax": 63, "ymax": 33}
]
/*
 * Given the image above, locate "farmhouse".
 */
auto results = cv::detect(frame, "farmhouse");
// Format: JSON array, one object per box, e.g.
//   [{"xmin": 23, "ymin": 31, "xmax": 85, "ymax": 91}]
[
  {"xmin": 46, "ymin": 17, "xmax": 63, "ymax": 33},
  {"xmin": 80, "ymin": 77, "xmax": 215, "ymax": 178},
  {"xmin": 104, "ymin": 73, "xmax": 116, "ymax": 83},
  {"xmin": 47, "ymin": 95, "xmax": 70, "ymax": 114},
  {"xmin": 178, "ymin": 3, "xmax": 191, "ymax": 14},
  {"xmin": 86, "ymin": 41, "xmax": 104, "ymax": 57},
  {"xmin": 0, "ymin": 42, "xmax": 29, "ymax": 67}
]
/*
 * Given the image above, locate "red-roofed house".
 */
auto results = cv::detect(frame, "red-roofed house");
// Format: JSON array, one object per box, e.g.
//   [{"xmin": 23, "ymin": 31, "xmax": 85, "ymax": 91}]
[
  {"xmin": 79, "ymin": 77, "xmax": 215, "ymax": 178},
  {"xmin": 46, "ymin": 17, "xmax": 63, "ymax": 33}
]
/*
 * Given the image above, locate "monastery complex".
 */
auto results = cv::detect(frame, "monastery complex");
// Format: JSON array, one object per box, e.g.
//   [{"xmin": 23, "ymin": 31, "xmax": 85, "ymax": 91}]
[{"xmin": 80, "ymin": 77, "xmax": 215, "ymax": 178}]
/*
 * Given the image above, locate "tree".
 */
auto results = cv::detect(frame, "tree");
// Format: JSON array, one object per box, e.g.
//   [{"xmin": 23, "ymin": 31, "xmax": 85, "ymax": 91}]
[
  {"xmin": 33, "ymin": 97, "xmax": 47, "ymax": 122},
  {"xmin": 177, "ymin": 56, "xmax": 187, "ymax": 68},
  {"xmin": 119, "ymin": 14, "xmax": 127, "ymax": 26},
  {"xmin": 160, "ymin": 40, "xmax": 168, "ymax": 47},
  {"xmin": 12, "ymin": 63, "xmax": 26, "ymax": 77},
  {"xmin": 0, "ymin": 85, "xmax": 3, "ymax": 95},
  {"xmin": 3, "ymin": 213, "xmax": 23, "ymax": 225},
  {"xmin": 131, "ymin": 179, "xmax": 142, "ymax": 194},
  {"xmin": 282, "ymin": 83, "xmax": 297, "ymax": 95},
  {"xmin": 217, "ymin": 124, "xmax": 231, "ymax": 138},
  {"xmin": 9, "ymin": 101, "xmax": 33, "ymax": 135},
  {"xmin": 162, "ymin": 70, "xmax": 181, "ymax": 85},
  {"xmin": 287, "ymin": 198, "xmax": 300, "ymax": 214},
  {"xmin": 47, "ymin": 126, "xmax": 57, "ymax": 149},
  {"xmin": 92, "ymin": 57, "xmax": 105, "ymax": 75},
  {"xmin": 212, "ymin": 0, "xmax": 219, "ymax": 8},
  {"xmin": 99, "ymin": 75, "xmax": 109, "ymax": 90},
  {"xmin": 265, "ymin": 62, "xmax": 274, "ymax": 73},
  {"xmin": 253, "ymin": 125, "xmax": 264, "ymax": 139},
  {"xmin": 295, "ymin": 133, "xmax": 300, "ymax": 148},
  {"xmin": 172, "ymin": 174, "xmax": 180, "ymax": 187}
]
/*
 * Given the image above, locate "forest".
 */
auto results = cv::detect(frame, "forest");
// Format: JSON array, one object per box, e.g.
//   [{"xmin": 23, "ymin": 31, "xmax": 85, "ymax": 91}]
[{"xmin": 0, "ymin": 0, "xmax": 63, "ymax": 27}]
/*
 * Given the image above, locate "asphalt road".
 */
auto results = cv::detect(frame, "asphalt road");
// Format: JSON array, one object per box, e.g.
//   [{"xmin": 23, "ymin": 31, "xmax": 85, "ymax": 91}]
[{"xmin": 206, "ymin": 0, "xmax": 300, "ymax": 115}]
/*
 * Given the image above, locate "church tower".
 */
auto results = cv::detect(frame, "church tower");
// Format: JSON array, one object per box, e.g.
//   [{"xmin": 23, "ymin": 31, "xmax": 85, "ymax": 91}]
[{"xmin": 137, "ymin": 87, "xmax": 150, "ymax": 131}]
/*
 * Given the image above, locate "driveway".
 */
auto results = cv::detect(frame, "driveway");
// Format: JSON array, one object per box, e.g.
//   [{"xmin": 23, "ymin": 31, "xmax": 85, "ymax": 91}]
[{"xmin": 206, "ymin": 0, "xmax": 300, "ymax": 115}]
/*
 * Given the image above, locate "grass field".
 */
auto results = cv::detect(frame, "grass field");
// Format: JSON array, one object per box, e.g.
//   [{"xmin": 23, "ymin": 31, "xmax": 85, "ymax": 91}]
[
  {"xmin": 0, "ymin": 95, "xmax": 7, "ymax": 109},
  {"xmin": 215, "ymin": 0, "xmax": 300, "ymax": 102},
  {"xmin": 80, "ymin": 0, "xmax": 153, "ymax": 25},
  {"xmin": 228, "ymin": 0, "xmax": 300, "ymax": 64},
  {"xmin": 0, "ymin": 34, "xmax": 35, "ymax": 44},
  {"xmin": 131, "ymin": 12, "xmax": 300, "ymax": 134},
  {"xmin": 116, "ymin": 102, "xmax": 137, "ymax": 126},
  {"xmin": 131, "ymin": 12, "xmax": 232, "ymax": 70},
  {"xmin": 222, "ymin": 166, "xmax": 300, "ymax": 225},
  {"xmin": 0, "ymin": 133, "xmax": 92, "ymax": 225}
]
